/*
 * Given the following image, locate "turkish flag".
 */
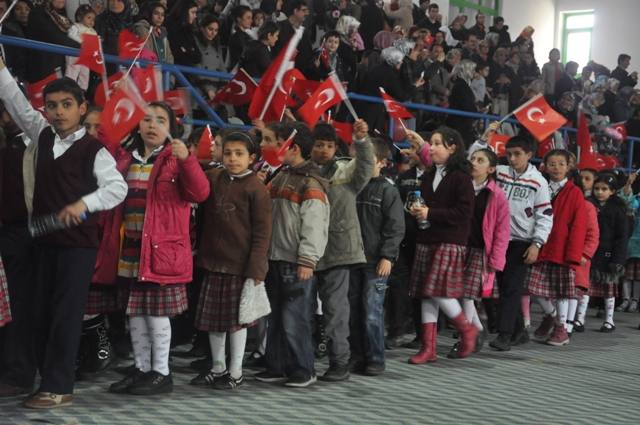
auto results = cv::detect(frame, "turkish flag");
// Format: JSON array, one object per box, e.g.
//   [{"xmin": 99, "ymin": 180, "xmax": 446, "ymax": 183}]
[
  {"xmin": 133, "ymin": 65, "xmax": 162, "ymax": 103},
  {"xmin": 261, "ymin": 129, "xmax": 296, "ymax": 167},
  {"xmin": 609, "ymin": 121, "xmax": 627, "ymax": 141},
  {"xmin": 333, "ymin": 121, "xmax": 354, "ymax": 145},
  {"xmin": 76, "ymin": 34, "xmax": 105, "ymax": 75},
  {"xmin": 489, "ymin": 133, "xmax": 510, "ymax": 157},
  {"xmin": 26, "ymin": 71, "xmax": 60, "ymax": 110},
  {"xmin": 576, "ymin": 111, "xmax": 605, "ymax": 170},
  {"xmin": 164, "ymin": 89, "xmax": 190, "ymax": 116},
  {"xmin": 94, "ymin": 71, "xmax": 124, "ymax": 107},
  {"xmin": 292, "ymin": 79, "xmax": 321, "ymax": 104},
  {"xmin": 380, "ymin": 88, "xmax": 413, "ymax": 120},
  {"xmin": 119, "ymin": 30, "xmax": 145, "ymax": 59},
  {"xmin": 196, "ymin": 126, "xmax": 214, "ymax": 160},
  {"xmin": 213, "ymin": 68, "xmax": 257, "ymax": 106},
  {"xmin": 537, "ymin": 136, "xmax": 555, "ymax": 158},
  {"xmin": 513, "ymin": 94, "xmax": 567, "ymax": 141},
  {"xmin": 297, "ymin": 77, "xmax": 345, "ymax": 127},
  {"xmin": 249, "ymin": 30, "xmax": 302, "ymax": 122},
  {"xmin": 101, "ymin": 87, "xmax": 147, "ymax": 147}
]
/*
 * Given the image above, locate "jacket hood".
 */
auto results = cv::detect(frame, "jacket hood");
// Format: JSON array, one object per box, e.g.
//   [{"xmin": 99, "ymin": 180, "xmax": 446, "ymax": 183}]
[{"xmin": 291, "ymin": 160, "xmax": 330, "ymax": 191}]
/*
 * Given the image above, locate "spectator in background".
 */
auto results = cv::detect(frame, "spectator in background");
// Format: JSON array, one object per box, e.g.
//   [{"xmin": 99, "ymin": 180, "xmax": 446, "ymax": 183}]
[
  {"xmin": 417, "ymin": 3, "xmax": 441, "ymax": 36},
  {"xmin": 413, "ymin": 0, "xmax": 430, "ymax": 28},
  {"xmin": 384, "ymin": 0, "xmax": 413, "ymax": 34},
  {"xmin": 471, "ymin": 39, "xmax": 491, "ymax": 68},
  {"xmin": 95, "ymin": 0, "xmax": 134, "ymax": 75},
  {"xmin": 577, "ymin": 65, "xmax": 593, "ymax": 92},
  {"xmin": 488, "ymin": 16, "xmax": 511, "ymax": 48},
  {"xmin": 447, "ymin": 59, "xmax": 478, "ymax": 147},
  {"xmin": 227, "ymin": 5, "xmax": 254, "ymax": 71},
  {"xmin": 612, "ymin": 86, "xmax": 635, "ymax": 123},
  {"xmin": 274, "ymin": 0, "xmax": 313, "ymax": 75},
  {"xmin": 518, "ymin": 50, "xmax": 541, "ymax": 86},
  {"xmin": 461, "ymin": 33, "xmax": 478, "ymax": 60},
  {"xmin": 166, "ymin": 0, "xmax": 200, "ymax": 69},
  {"xmin": 11, "ymin": 0, "xmax": 32, "ymax": 33},
  {"xmin": 141, "ymin": 2, "xmax": 174, "ymax": 65},
  {"xmin": 25, "ymin": 0, "xmax": 79, "ymax": 82},
  {"xmin": 541, "ymin": 48, "xmax": 563, "ymax": 100},
  {"xmin": 555, "ymin": 60, "xmax": 578, "ymax": 101},
  {"xmin": 468, "ymin": 12, "xmax": 486, "ymax": 40},
  {"xmin": 611, "ymin": 54, "xmax": 638, "ymax": 88},
  {"xmin": 359, "ymin": 0, "xmax": 386, "ymax": 51},
  {"xmin": 1, "ymin": 0, "xmax": 30, "ymax": 81},
  {"xmin": 513, "ymin": 25, "xmax": 535, "ymax": 54},
  {"xmin": 425, "ymin": 43, "xmax": 450, "ymax": 106},
  {"xmin": 195, "ymin": 15, "xmax": 227, "ymax": 82},
  {"xmin": 241, "ymin": 20, "xmax": 279, "ymax": 78},
  {"xmin": 65, "ymin": 4, "xmax": 97, "ymax": 90}
]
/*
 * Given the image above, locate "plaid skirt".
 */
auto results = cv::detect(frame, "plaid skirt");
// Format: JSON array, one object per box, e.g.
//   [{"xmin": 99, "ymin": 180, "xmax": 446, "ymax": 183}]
[
  {"xmin": 85, "ymin": 286, "xmax": 119, "ymax": 315},
  {"xmin": 410, "ymin": 243, "xmax": 466, "ymax": 298},
  {"xmin": 195, "ymin": 272, "xmax": 255, "ymax": 333},
  {"xmin": 0, "ymin": 258, "xmax": 11, "ymax": 327},
  {"xmin": 462, "ymin": 247, "xmax": 499, "ymax": 300},
  {"xmin": 527, "ymin": 262, "xmax": 576, "ymax": 298},
  {"xmin": 118, "ymin": 279, "xmax": 188, "ymax": 317},
  {"xmin": 590, "ymin": 280, "xmax": 618, "ymax": 298},
  {"xmin": 625, "ymin": 258, "xmax": 640, "ymax": 281}
]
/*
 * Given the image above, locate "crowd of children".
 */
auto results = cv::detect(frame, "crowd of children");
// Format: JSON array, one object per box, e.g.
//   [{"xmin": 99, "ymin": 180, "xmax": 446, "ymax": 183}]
[{"xmin": 2, "ymin": 1, "xmax": 640, "ymax": 412}]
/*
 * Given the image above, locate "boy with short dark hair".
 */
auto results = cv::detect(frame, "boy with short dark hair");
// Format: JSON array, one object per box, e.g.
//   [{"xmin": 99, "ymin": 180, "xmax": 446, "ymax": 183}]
[
  {"xmin": 490, "ymin": 135, "xmax": 553, "ymax": 352},
  {"xmin": 0, "ymin": 57, "xmax": 127, "ymax": 408},
  {"xmin": 349, "ymin": 139, "xmax": 404, "ymax": 376},
  {"xmin": 256, "ymin": 122, "xmax": 330, "ymax": 388}
]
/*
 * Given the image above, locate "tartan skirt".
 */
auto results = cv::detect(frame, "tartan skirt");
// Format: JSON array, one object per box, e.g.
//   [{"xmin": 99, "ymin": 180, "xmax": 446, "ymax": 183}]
[
  {"xmin": 0, "ymin": 258, "xmax": 11, "ymax": 327},
  {"xmin": 410, "ymin": 243, "xmax": 466, "ymax": 298},
  {"xmin": 85, "ymin": 286, "xmax": 119, "ymax": 315},
  {"xmin": 195, "ymin": 272, "xmax": 256, "ymax": 333},
  {"xmin": 589, "ymin": 280, "xmax": 618, "ymax": 298},
  {"xmin": 624, "ymin": 258, "xmax": 640, "ymax": 281},
  {"xmin": 526, "ymin": 262, "xmax": 576, "ymax": 298},
  {"xmin": 118, "ymin": 279, "xmax": 188, "ymax": 317},
  {"xmin": 462, "ymin": 247, "xmax": 499, "ymax": 300}
]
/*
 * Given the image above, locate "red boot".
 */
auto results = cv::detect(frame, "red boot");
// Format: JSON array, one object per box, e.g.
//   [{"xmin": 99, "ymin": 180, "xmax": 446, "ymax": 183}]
[
  {"xmin": 408, "ymin": 323, "xmax": 437, "ymax": 364},
  {"xmin": 450, "ymin": 313, "xmax": 478, "ymax": 358}
]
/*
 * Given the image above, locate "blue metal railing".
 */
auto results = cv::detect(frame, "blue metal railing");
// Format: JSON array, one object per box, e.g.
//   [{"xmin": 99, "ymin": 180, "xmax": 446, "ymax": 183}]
[{"xmin": 0, "ymin": 34, "xmax": 637, "ymax": 169}]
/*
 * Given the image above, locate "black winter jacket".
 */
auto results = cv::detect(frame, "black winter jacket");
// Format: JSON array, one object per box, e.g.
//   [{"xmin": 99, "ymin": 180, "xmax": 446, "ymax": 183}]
[
  {"xmin": 356, "ymin": 176, "xmax": 405, "ymax": 265},
  {"xmin": 590, "ymin": 196, "xmax": 628, "ymax": 273}
]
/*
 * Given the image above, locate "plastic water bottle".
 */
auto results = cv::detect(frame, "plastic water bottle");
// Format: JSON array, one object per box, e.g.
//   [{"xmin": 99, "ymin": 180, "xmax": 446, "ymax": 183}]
[
  {"xmin": 29, "ymin": 212, "xmax": 87, "ymax": 238},
  {"xmin": 406, "ymin": 190, "xmax": 430, "ymax": 230}
]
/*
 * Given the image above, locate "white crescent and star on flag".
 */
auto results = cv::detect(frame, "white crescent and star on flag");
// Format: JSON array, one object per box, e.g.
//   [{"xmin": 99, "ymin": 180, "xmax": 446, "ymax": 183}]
[
  {"xmin": 526, "ymin": 107, "xmax": 546, "ymax": 124},
  {"xmin": 113, "ymin": 98, "xmax": 135, "ymax": 125}
]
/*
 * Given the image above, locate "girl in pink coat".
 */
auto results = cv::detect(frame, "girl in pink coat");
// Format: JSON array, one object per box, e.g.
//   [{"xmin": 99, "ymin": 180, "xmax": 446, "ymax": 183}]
[{"xmin": 448, "ymin": 148, "xmax": 510, "ymax": 358}]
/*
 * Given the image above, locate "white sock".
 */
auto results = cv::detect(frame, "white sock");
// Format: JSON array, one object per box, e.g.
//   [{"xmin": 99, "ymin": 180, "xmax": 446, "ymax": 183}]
[
  {"xmin": 567, "ymin": 299, "xmax": 578, "ymax": 332},
  {"xmin": 129, "ymin": 316, "xmax": 151, "ymax": 373},
  {"xmin": 209, "ymin": 332, "xmax": 227, "ymax": 374},
  {"xmin": 556, "ymin": 299, "xmax": 569, "ymax": 329},
  {"xmin": 633, "ymin": 281, "xmax": 640, "ymax": 299},
  {"xmin": 622, "ymin": 280, "xmax": 631, "ymax": 300},
  {"xmin": 463, "ymin": 299, "xmax": 484, "ymax": 331},
  {"xmin": 421, "ymin": 299, "xmax": 439, "ymax": 323},
  {"xmin": 605, "ymin": 297, "xmax": 615, "ymax": 326},
  {"xmin": 146, "ymin": 316, "xmax": 171, "ymax": 376},
  {"xmin": 434, "ymin": 297, "xmax": 463, "ymax": 319},
  {"xmin": 535, "ymin": 297, "xmax": 556, "ymax": 316},
  {"xmin": 576, "ymin": 294, "xmax": 590, "ymax": 324},
  {"xmin": 229, "ymin": 328, "xmax": 247, "ymax": 379},
  {"xmin": 257, "ymin": 318, "xmax": 267, "ymax": 355}
]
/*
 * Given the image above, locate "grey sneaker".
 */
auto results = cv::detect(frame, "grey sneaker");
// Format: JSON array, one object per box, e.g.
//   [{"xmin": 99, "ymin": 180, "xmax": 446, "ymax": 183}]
[
  {"xmin": 318, "ymin": 364, "xmax": 350, "ymax": 382},
  {"xmin": 284, "ymin": 374, "xmax": 317, "ymax": 388}
]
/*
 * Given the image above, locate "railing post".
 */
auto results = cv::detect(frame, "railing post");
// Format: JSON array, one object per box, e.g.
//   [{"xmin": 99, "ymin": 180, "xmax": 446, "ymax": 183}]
[
  {"xmin": 627, "ymin": 138, "xmax": 635, "ymax": 171},
  {"xmin": 163, "ymin": 70, "xmax": 171, "ymax": 91},
  {"xmin": 170, "ymin": 68, "xmax": 226, "ymax": 128}
]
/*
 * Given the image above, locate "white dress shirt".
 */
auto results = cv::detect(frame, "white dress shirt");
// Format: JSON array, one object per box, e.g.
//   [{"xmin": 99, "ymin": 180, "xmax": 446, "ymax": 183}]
[{"xmin": 0, "ymin": 67, "xmax": 127, "ymax": 213}]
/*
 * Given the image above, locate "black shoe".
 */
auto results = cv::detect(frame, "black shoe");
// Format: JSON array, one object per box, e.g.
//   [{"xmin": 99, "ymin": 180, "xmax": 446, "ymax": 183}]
[
  {"xmin": 108, "ymin": 369, "xmax": 147, "ymax": 394},
  {"xmin": 475, "ymin": 328, "xmax": 488, "ymax": 353},
  {"xmin": 348, "ymin": 359, "xmax": 366, "ymax": 374},
  {"xmin": 0, "ymin": 382, "xmax": 32, "ymax": 398},
  {"xmin": 510, "ymin": 328, "xmax": 530, "ymax": 346},
  {"xmin": 189, "ymin": 357, "xmax": 213, "ymax": 372},
  {"xmin": 114, "ymin": 364, "xmax": 137, "ymax": 376},
  {"xmin": 284, "ymin": 374, "xmax": 317, "ymax": 388},
  {"xmin": 599, "ymin": 322, "xmax": 616, "ymax": 333},
  {"xmin": 318, "ymin": 364, "xmax": 350, "ymax": 382},
  {"xmin": 447, "ymin": 342, "xmax": 462, "ymax": 359},
  {"xmin": 77, "ymin": 315, "xmax": 113, "ymax": 377},
  {"xmin": 364, "ymin": 363, "xmax": 385, "ymax": 376},
  {"xmin": 489, "ymin": 334, "xmax": 512, "ymax": 351},
  {"xmin": 212, "ymin": 374, "xmax": 244, "ymax": 390},
  {"xmin": 190, "ymin": 370, "xmax": 225, "ymax": 386},
  {"xmin": 127, "ymin": 371, "xmax": 173, "ymax": 395},
  {"xmin": 403, "ymin": 337, "xmax": 421, "ymax": 349},
  {"xmin": 244, "ymin": 351, "xmax": 266, "ymax": 369},
  {"xmin": 574, "ymin": 320, "xmax": 585, "ymax": 333},
  {"xmin": 385, "ymin": 335, "xmax": 404, "ymax": 349},
  {"xmin": 254, "ymin": 370, "xmax": 287, "ymax": 383}
]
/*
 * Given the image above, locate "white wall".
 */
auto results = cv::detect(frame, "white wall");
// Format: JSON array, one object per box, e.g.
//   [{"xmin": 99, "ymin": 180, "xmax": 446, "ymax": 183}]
[
  {"xmin": 555, "ymin": 0, "xmax": 640, "ymax": 72},
  {"xmin": 500, "ymin": 0, "xmax": 556, "ymax": 66}
]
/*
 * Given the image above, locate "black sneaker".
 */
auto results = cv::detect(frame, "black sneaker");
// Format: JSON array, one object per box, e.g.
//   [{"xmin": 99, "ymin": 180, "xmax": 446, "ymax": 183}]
[
  {"xmin": 213, "ymin": 374, "xmax": 244, "ymax": 390},
  {"xmin": 364, "ymin": 363, "xmax": 385, "ymax": 376},
  {"xmin": 109, "ymin": 369, "xmax": 148, "ymax": 394},
  {"xmin": 190, "ymin": 370, "xmax": 225, "ymax": 386},
  {"xmin": 284, "ymin": 374, "xmax": 317, "ymax": 388},
  {"xmin": 189, "ymin": 357, "xmax": 213, "ymax": 372},
  {"xmin": 403, "ymin": 337, "xmax": 421, "ymax": 349},
  {"xmin": 318, "ymin": 364, "xmax": 350, "ymax": 382},
  {"xmin": 510, "ymin": 328, "xmax": 530, "ymax": 346},
  {"xmin": 254, "ymin": 370, "xmax": 287, "ymax": 383},
  {"xmin": 244, "ymin": 351, "xmax": 266, "ymax": 369},
  {"xmin": 114, "ymin": 364, "xmax": 137, "ymax": 376},
  {"xmin": 447, "ymin": 342, "xmax": 462, "ymax": 359},
  {"xmin": 127, "ymin": 371, "xmax": 173, "ymax": 395},
  {"xmin": 574, "ymin": 320, "xmax": 585, "ymax": 333},
  {"xmin": 348, "ymin": 359, "xmax": 366, "ymax": 374},
  {"xmin": 489, "ymin": 334, "xmax": 512, "ymax": 351}
]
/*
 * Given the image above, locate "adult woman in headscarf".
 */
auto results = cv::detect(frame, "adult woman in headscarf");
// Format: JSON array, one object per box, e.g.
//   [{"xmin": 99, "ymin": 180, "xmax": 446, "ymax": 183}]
[
  {"xmin": 25, "ymin": 0, "xmax": 79, "ymax": 83},
  {"xmin": 359, "ymin": 0, "xmax": 386, "ymax": 51},
  {"xmin": 166, "ymin": 0, "xmax": 200, "ymax": 69},
  {"xmin": 446, "ymin": 59, "xmax": 478, "ymax": 148},
  {"xmin": 95, "ymin": 0, "xmax": 134, "ymax": 75}
]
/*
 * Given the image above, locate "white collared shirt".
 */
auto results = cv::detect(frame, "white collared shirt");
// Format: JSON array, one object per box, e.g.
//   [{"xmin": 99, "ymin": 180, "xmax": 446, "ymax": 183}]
[
  {"xmin": 549, "ymin": 178, "xmax": 568, "ymax": 199},
  {"xmin": 433, "ymin": 164, "xmax": 446, "ymax": 191},
  {"xmin": 0, "ymin": 67, "xmax": 127, "ymax": 213}
]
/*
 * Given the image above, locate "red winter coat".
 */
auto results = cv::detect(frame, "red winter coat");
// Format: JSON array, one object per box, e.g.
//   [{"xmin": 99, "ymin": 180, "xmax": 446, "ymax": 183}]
[
  {"xmin": 93, "ymin": 144, "xmax": 210, "ymax": 285},
  {"xmin": 537, "ymin": 180, "xmax": 587, "ymax": 268},
  {"xmin": 575, "ymin": 201, "xmax": 600, "ymax": 289}
]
